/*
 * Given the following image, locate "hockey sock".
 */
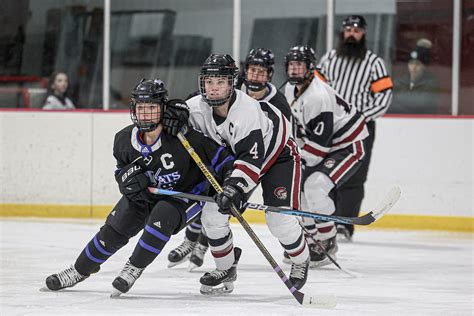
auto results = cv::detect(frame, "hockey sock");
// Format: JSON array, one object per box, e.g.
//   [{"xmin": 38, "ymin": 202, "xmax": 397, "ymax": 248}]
[
  {"xmin": 75, "ymin": 225, "xmax": 129, "ymax": 275},
  {"xmin": 198, "ymin": 229, "xmax": 209, "ymax": 247},
  {"xmin": 280, "ymin": 232, "xmax": 309, "ymax": 264},
  {"xmin": 208, "ymin": 231, "xmax": 234, "ymax": 270},
  {"xmin": 301, "ymin": 218, "xmax": 318, "ymax": 246},
  {"xmin": 129, "ymin": 201, "xmax": 181, "ymax": 268},
  {"xmin": 316, "ymin": 222, "xmax": 337, "ymax": 240},
  {"xmin": 186, "ymin": 218, "xmax": 203, "ymax": 243}
]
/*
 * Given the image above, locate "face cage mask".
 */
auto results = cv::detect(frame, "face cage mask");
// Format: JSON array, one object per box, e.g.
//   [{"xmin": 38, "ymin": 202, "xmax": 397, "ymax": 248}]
[
  {"xmin": 130, "ymin": 101, "xmax": 164, "ymax": 132},
  {"xmin": 244, "ymin": 66, "xmax": 272, "ymax": 92},
  {"xmin": 286, "ymin": 60, "xmax": 313, "ymax": 85},
  {"xmin": 199, "ymin": 75, "xmax": 236, "ymax": 107}
]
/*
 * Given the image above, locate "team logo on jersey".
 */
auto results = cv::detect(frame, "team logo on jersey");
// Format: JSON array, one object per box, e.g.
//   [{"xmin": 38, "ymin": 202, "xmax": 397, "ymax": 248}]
[
  {"xmin": 274, "ymin": 187, "xmax": 288, "ymax": 200},
  {"xmin": 324, "ymin": 158, "xmax": 336, "ymax": 169},
  {"xmin": 154, "ymin": 171, "xmax": 181, "ymax": 190}
]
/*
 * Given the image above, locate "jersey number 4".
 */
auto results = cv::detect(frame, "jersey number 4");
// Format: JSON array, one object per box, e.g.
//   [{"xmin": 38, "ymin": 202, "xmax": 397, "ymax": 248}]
[{"xmin": 250, "ymin": 142, "xmax": 259, "ymax": 159}]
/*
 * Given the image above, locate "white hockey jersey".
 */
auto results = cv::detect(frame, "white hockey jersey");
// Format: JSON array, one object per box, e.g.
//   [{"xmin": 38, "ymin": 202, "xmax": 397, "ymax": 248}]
[
  {"xmin": 187, "ymin": 90, "xmax": 291, "ymax": 193},
  {"xmin": 284, "ymin": 76, "xmax": 369, "ymax": 167}
]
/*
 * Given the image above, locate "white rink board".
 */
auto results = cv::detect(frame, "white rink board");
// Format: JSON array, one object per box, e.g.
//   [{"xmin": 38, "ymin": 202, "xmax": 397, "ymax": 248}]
[
  {"xmin": 0, "ymin": 219, "xmax": 472, "ymax": 315},
  {"xmin": 0, "ymin": 111, "xmax": 472, "ymax": 216}
]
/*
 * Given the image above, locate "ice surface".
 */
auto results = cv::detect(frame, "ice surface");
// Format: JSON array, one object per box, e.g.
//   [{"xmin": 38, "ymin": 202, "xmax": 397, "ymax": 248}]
[{"xmin": 0, "ymin": 218, "xmax": 472, "ymax": 315}]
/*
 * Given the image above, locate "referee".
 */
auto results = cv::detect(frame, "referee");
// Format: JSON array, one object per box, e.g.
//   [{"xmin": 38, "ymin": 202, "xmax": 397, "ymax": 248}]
[{"xmin": 318, "ymin": 15, "xmax": 393, "ymax": 240}]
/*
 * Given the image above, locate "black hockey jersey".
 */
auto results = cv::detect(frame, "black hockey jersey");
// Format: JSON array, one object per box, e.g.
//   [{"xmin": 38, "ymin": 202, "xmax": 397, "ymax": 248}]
[
  {"xmin": 113, "ymin": 125, "xmax": 234, "ymax": 196},
  {"xmin": 240, "ymin": 82, "xmax": 292, "ymax": 121}
]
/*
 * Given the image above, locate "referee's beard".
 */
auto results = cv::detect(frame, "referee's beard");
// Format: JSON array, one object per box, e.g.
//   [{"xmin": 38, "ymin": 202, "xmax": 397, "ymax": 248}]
[{"xmin": 336, "ymin": 33, "xmax": 367, "ymax": 60}]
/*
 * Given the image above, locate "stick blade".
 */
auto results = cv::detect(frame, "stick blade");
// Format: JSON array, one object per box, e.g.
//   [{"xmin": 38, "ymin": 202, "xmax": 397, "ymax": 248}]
[
  {"xmin": 302, "ymin": 294, "xmax": 337, "ymax": 308},
  {"xmin": 372, "ymin": 186, "xmax": 401, "ymax": 221}
]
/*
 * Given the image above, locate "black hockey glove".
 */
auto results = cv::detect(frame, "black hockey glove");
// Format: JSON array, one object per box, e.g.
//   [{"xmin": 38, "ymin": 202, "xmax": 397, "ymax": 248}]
[
  {"xmin": 116, "ymin": 159, "xmax": 153, "ymax": 203},
  {"xmin": 215, "ymin": 179, "xmax": 246, "ymax": 215},
  {"xmin": 162, "ymin": 99, "xmax": 190, "ymax": 136}
]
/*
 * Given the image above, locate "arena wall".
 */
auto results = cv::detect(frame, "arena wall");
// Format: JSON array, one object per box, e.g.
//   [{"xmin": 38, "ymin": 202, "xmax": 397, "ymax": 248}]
[{"xmin": 0, "ymin": 111, "xmax": 472, "ymax": 232}]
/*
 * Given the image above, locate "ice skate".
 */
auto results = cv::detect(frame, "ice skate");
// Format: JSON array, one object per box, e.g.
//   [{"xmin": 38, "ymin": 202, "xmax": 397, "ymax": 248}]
[
  {"xmin": 199, "ymin": 247, "xmax": 241, "ymax": 295},
  {"xmin": 336, "ymin": 225, "xmax": 353, "ymax": 242},
  {"xmin": 188, "ymin": 242, "xmax": 209, "ymax": 272},
  {"xmin": 167, "ymin": 238, "xmax": 196, "ymax": 268},
  {"xmin": 45, "ymin": 265, "xmax": 90, "ymax": 291},
  {"xmin": 289, "ymin": 258, "xmax": 309, "ymax": 290},
  {"xmin": 282, "ymin": 251, "xmax": 291, "ymax": 264},
  {"xmin": 111, "ymin": 260, "xmax": 144, "ymax": 297},
  {"xmin": 309, "ymin": 236, "xmax": 338, "ymax": 268}
]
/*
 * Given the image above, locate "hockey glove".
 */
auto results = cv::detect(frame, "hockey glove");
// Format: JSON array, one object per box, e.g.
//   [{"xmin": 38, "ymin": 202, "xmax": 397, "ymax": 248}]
[
  {"xmin": 162, "ymin": 99, "xmax": 190, "ymax": 136},
  {"xmin": 116, "ymin": 160, "xmax": 153, "ymax": 203},
  {"xmin": 215, "ymin": 179, "xmax": 246, "ymax": 215}
]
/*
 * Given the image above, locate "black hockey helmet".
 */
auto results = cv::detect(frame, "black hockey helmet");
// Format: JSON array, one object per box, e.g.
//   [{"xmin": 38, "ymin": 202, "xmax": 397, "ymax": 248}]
[
  {"xmin": 130, "ymin": 78, "xmax": 168, "ymax": 132},
  {"xmin": 342, "ymin": 15, "xmax": 367, "ymax": 29},
  {"xmin": 244, "ymin": 48, "xmax": 275, "ymax": 91},
  {"xmin": 199, "ymin": 54, "xmax": 239, "ymax": 107},
  {"xmin": 284, "ymin": 45, "xmax": 317, "ymax": 84}
]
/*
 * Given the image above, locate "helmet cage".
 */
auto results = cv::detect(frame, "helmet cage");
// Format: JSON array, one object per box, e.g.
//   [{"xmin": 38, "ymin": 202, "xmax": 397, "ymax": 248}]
[
  {"xmin": 244, "ymin": 48, "xmax": 275, "ymax": 91},
  {"xmin": 130, "ymin": 78, "xmax": 168, "ymax": 132},
  {"xmin": 199, "ymin": 54, "xmax": 238, "ymax": 107},
  {"xmin": 285, "ymin": 46, "xmax": 317, "ymax": 84},
  {"xmin": 199, "ymin": 74, "xmax": 236, "ymax": 107}
]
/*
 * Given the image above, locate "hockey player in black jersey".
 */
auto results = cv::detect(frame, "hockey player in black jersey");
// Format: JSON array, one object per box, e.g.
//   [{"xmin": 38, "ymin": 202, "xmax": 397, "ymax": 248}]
[
  {"xmin": 163, "ymin": 54, "xmax": 310, "ymax": 294},
  {"xmin": 44, "ymin": 78, "xmax": 235, "ymax": 296},
  {"xmin": 283, "ymin": 46, "xmax": 369, "ymax": 267}
]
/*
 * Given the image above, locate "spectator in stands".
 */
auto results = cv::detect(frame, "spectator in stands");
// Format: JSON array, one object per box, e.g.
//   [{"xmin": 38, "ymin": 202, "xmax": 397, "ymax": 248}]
[
  {"xmin": 42, "ymin": 71, "xmax": 75, "ymax": 110},
  {"xmin": 390, "ymin": 38, "xmax": 440, "ymax": 114}
]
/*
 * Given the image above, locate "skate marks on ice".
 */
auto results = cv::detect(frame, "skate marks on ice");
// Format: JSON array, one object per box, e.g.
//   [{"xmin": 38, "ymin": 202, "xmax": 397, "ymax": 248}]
[{"xmin": 1, "ymin": 219, "xmax": 473, "ymax": 315}]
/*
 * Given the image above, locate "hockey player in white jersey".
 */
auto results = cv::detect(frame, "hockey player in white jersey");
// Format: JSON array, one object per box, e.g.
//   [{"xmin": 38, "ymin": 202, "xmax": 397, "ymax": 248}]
[
  {"xmin": 283, "ymin": 46, "xmax": 369, "ymax": 267},
  {"xmin": 241, "ymin": 48, "xmax": 292, "ymax": 121},
  {"xmin": 162, "ymin": 54, "xmax": 310, "ymax": 294}
]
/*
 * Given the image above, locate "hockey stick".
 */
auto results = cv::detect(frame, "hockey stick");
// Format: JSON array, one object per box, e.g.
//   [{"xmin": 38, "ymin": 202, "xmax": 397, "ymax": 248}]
[
  {"xmin": 299, "ymin": 225, "xmax": 361, "ymax": 278},
  {"xmin": 176, "ymin": 132, "xmax": 336, "ymax": 308},
  {"xmin": 148, "ymin": 186, "xmax": 401, "ymax": 226}
]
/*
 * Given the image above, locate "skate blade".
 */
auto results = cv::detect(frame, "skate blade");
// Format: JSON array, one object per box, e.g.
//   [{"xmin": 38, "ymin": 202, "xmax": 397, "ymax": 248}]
[
  {"xmin": 110, "ymin": 289, "xmax": 124, "ymax": 298},
  {"xmin": 200, "ymin": 282, "xmax": 234, "ymax": 295},
  {"xmin": 39, "ymin": 286, "xmax": 53, "ymax": 292},
  {"xmin": 336, "ymin": 234, "xmax": 352, "ymax": 243},
  {"xmin": 188, "ymin": 262, "xmax": 199, "ymax": 272},
  {"xmin": 167, "ymin": 255, "xmax": 191, "ymax": 268},
  {"xmin": 309, "ymin": 257, "xmax": 333, "ymax": 268}
]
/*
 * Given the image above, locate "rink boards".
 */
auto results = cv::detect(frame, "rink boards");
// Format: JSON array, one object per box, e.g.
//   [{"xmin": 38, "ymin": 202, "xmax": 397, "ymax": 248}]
[{"xmin": 0, "ymin": 110, "xmax": 472, "ymax": 232}]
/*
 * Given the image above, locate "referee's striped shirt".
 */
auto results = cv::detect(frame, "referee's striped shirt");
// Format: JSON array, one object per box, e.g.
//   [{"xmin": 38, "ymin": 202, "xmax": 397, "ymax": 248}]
[{"xmin": 318, "ymin": 49, "xmax": 393, "ymax": 122}]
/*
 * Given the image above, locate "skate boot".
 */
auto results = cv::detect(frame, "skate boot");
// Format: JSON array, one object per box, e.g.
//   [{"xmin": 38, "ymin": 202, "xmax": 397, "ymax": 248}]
[
  {"xmin": 111, "ymin": 260, "xmax": 144, "ymax": 297},
  {"xmin": 188, "ymin": 242, "xmax": 209, "ymax": 271},
  {"xmin": 337, "ymin": 225, "xmax": 353, "ymax": 242},
  {"xmin": 199, "ymin": 247, "xmax": 242, "ymax": 295},
  {"xmin": 45, "ymin": 265, "xmax": 92, "ymax": 291},
  {"xmin": 282, "ymin": 251, "xmax": 291, "ymax": 264},
  {"xmin": 309, "ymin": 236, "xmax": 338, "ymax": 268},
  {"xmin": 289, "ymin": 258, "xmax": 310, "ymax": 290},
  {"xmin": 168, "ymin": 237, "xmax": 196, "ymax": 268}
]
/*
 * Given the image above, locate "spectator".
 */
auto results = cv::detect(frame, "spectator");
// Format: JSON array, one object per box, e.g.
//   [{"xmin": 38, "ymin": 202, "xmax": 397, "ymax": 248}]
[
  {"xmin": 318, "ymin": 15, "xmax": 393, "ymax": 241},
  {"xmin": 42, "ymin": 71, "xmax": 75, "ymax": 110},
  {"xmin": 389, "ymin": 39, "xmax": 440, "ymax": 114}
]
